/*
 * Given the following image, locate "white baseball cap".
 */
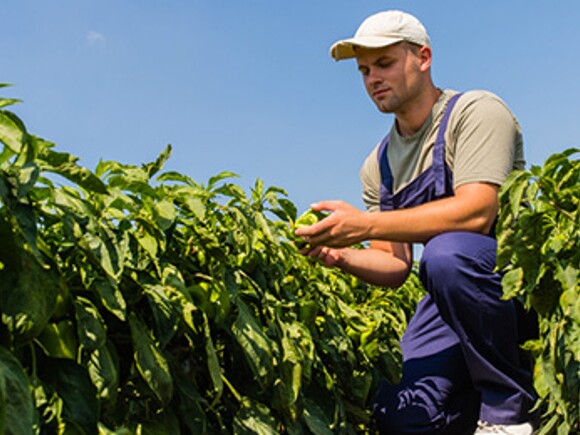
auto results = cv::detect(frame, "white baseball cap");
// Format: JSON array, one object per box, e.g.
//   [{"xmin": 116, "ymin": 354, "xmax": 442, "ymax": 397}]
[{"xmin": 330, "ymin": 10, "xmax": 431, "ymax": 61}]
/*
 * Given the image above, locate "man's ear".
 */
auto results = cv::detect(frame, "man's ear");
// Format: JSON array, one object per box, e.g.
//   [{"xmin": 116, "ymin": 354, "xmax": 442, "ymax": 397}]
[{"xmin": 418, "ymin": 45, "xmax": 433, "ymax": 72}]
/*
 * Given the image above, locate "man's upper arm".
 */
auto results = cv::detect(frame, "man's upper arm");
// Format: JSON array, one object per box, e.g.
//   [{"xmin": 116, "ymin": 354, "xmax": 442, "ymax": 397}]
[
  {"xmin": 360, "ymin": 145, "xmax": 381, "ymax": 213},
  {"xmin": 450, "ymin": 91, "xmax": 524, "ymax": 190},
  {"xmin": 453, "ymin": 182, "xmax": 499, "ymax": 234}
]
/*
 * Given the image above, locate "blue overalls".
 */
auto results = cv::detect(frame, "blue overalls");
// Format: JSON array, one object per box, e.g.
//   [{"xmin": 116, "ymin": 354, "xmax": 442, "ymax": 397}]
[{"xmin": 372, "ymin": 93, "xmax": 538, "ymax": 434}]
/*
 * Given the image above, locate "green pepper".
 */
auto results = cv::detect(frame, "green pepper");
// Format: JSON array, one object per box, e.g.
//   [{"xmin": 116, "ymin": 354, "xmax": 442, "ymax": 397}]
[{"xmin": 291, "ymin": 209, "xmax": 327, "ymax": 249}]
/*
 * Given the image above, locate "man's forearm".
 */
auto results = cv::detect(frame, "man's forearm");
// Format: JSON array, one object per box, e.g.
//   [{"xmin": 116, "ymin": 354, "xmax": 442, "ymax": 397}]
[
  {"xmin": 335, "ymin": 246, "xmax": 411, "ymax": 288},
  {"xmin": 367, "ymin": 183, "xmax": 499, "ymax": 243},
  {"xmin": 298, "ymin": 183, "xmax": 498, "ymax": 249}
]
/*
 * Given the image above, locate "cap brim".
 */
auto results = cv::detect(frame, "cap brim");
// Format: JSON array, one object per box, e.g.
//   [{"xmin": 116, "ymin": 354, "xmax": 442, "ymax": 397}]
[{"xmin": 330, "ymin": 36, "xmax": 404, "ymax": 61}]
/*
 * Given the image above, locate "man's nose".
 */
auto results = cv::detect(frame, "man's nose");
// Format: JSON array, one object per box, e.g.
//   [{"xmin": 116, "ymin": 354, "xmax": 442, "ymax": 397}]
[{"xmin": 366, "ymin": 68, "xmax": 382, "ymax": 86}]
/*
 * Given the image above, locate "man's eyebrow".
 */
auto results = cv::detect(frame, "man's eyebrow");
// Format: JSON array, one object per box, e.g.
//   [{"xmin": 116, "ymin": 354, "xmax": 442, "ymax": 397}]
[
  {"xmin": 373, "ymin": 55, "xmax": 395, "ymax": 64},
  {"xmin": 358, "ymin": 55, "xmax": 394, "ymax": 70}
]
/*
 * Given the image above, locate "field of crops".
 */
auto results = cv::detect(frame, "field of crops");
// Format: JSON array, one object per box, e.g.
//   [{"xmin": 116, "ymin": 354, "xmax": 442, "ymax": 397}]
[
  {"xmin": 1, "ymin": 89, "xmax": 579, "ymax": 434},
  {"xmin": 0, "ymin": 91, "xmax": 426, "ymax": 433}
]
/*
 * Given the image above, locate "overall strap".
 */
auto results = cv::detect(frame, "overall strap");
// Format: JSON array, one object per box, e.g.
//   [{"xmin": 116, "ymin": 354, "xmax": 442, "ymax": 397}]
[
  {"xmin": 377, "ymin": 135, "xmax": 393, "ymax": 193},
  {"xmin": 433, "ymin": 92, "xmax": 463, "ymax": 196}
]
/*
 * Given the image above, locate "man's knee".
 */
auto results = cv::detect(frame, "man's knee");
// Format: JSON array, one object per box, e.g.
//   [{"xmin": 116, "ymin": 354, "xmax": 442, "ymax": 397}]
[
  {"xmin": 419, "ymin": 232, "xmax": 498, "ymax": 300},
  {"xmin": 419, "ymin": 233, "xmax": 467, "ymax": 297},
  {"xmin": 373, "ymin": 380, "xmax": 446, "ymax": 434},
  {"xmin": 372, "ymin": 378, "xmax": 479, "ymax": 435}
]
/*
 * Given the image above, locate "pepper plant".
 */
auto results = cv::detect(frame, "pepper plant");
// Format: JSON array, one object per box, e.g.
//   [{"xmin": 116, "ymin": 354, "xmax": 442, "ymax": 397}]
[
  {"xmin": 497, "ymin": 148, "xmax": 580, "ymax": 434},
  {"xmin": 0, "ymin": 87, "xmax": 425, "ymax": 434}
]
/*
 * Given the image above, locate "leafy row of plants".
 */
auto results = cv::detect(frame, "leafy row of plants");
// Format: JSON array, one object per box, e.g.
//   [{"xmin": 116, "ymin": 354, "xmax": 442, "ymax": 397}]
[
  {"xmin": 0, "ymin": 88, "xmax": 425, "ymax": 434},
  {"xmin": 3, "ymin": 85, "xmax": 578, "ymax": 434},
  {"xmin": 497, "ymin": 148, "xmax": 580, "ymax": 434}
]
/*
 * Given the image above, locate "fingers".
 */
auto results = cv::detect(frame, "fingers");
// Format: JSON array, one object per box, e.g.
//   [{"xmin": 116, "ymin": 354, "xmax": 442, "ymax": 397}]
[
  {"xmin": 319, "ymin": 247, "xmax": 342, "ymax": 266},
  {"xmin": 300, "ymin": 245, "xmax": 342, "ymax": 267},
  {"xmin": 310, "ymin": 200, "xmax": 343, "ymax": 213},
  {"xmin": 294, "ymin": 216, "xmax": 331, "ymax": 237},
  {"xmin": 294, "ymin": 200, "xmax": 360, "ymax": 247},
  {"xmin": 295, "ymin": 220, "xmax": 345, "ymax": 248},
  {"xmin": 297, "ymin": 227, "xmax": 334, "ymax": 248},
  {"xmin": 298, "ymin": 245, "xmax": 316, "ymax": 256},
  {"xmin": 295, "ymin": 200, "xmax": 346, "ymax": 238},
  {"xmin": 307, "ymin": 231, "xmax": 333, "ymax": 248},
  {"xmin": 299, "ymin": 244, "xmax": 326, "ymax": 258}
]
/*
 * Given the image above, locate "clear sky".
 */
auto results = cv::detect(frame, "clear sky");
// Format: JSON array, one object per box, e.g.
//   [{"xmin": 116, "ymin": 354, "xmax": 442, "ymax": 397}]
[{"xmin": 3, "ymin": 1, "xmax": 579, "ymax": 213}]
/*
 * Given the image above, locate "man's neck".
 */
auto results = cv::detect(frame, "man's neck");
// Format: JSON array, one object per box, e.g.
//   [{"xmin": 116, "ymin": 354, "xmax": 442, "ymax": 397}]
[{"xmin": 396, "ymin": 87, "xmax": 442, "ymax": 138}]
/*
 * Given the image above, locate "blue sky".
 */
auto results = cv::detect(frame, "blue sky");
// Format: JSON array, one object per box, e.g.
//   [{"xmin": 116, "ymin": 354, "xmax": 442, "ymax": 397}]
[{"xmin": 3, "ymin": 1, "xmax": 579, "ymax": 213}]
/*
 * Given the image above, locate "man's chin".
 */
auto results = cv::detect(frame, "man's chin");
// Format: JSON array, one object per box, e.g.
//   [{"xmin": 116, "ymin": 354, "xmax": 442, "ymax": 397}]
[
  {"xmin": 376, "ymin": 104, "xmax": 395, "ymax": 114},
  {"xmin": 373, "ymin": 98, "xmax": 396, "ymax": 114}
]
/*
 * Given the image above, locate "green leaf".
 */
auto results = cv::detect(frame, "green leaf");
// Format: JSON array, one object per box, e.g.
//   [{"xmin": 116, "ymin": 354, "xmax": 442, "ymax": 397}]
[
  {"xmin": 37, "ymin": 141, "xmax": 108, "ymax": 194},
  {"xmin": 39, "ymin": 359, "xmax": 99, "ymax": 435},
  {"xmin": 348, "ymin": 369, "xmax": 373, "ymax": 404},
  {"xmin": 501, "ymin": 267, "xmax": 524, "ymax": 300},
  {"xmin": 32, "ymin": 381, "xmax": 63, "ymax": 433},
  {"xmin": 97, "ymin": 423, "xmax": 132, "ymax": 434},
  {"xmin": 142, "ymin": 144, "xmax": 172, "ymax": 178},
  {"xmin": 93, "ymin": 277, "xmax": 127, "ymax": 321},
  {"xmin": 144, "ymin": 284, "xmax": 179, "ymax": 347},
  {"xmin": 554, "ymin": 263, "xmax": 579, "ymax": 293},
  {"xmin": 231, "ymin": 300, "xmax": 274, "ymax": 391},
  {"xmin": 207, "ymin": 171, "xmax": 238, "ymax": 189},
  {"xmin": 0, "ymin": 110, "xmax": 26, "ymax": 154},
  {"xmin": 538, "ymin": 414, "xmax": 560, "ymax": 435},
  {"xmin": 80, "ymin": 230, "xmax": 123, "ymax": 281},
  {"xmin": 136, "ymin": 229, "xmax": 159, "ymax": 259},
  {"xmin": 0, "ymin": 169, "xmax": 43, "ymax": 261},
  {"xmin": 271, "ymin": 198, "xmax": 297, "ymax": 222},
  {"xmin": 274, "ymin": 320, "xmax": 305, "ymax": 415},
  {"xmin": 174, "ymin": 373, "xmax": 210, "ymax": 434},
  {"xmin": 155, "ymin": 170, "xmax": 195, "ymax": 185},
  {"xmin": 0, "ymin": 145, "xmax": 15, "ymax": 165},
  {"xmin": 154, "ymin": 199, "xmax": 176, "ymax": 231},
  {"xmin": 87, "ymin": 340, "xmax": 119, "ymax": 401},
  {"xmin": 302, "ymin": 398, "xmax": 333, "ymax": 435},
  {"xmin": 129, "ymin": 313, "xmax": 173, "ymax": 406},
  {"xmin": 15, "ymin": 162, "xmax": 39, "ymax": 199},
  {"xmin": 162, "ymin": 263, "xmax": 188, "ymax": 295},
  {"xmin": 203, "ymin": 314, "xmax": 223, "ymax": 407},
  {"xmin": 255, "ymin": 212, "xmax": 275, "ymax": 243},
  {"xmin": 35, "ymin": 138, "xmax": 78, "ymax": 166},
  {"xmin": 107, "ymin": 167, "xmax": 156, "ymax": 196},
  {"xmin": 314, "ymin": 314, "xmax": 357, "ymax": 381},
  {"xmin": 35, "ymin": 320, "xmax": 78, "ymax": 360},
  {"xmin": 75, "ymin": 297, "xmax": 107, "ymax": 350},
  {"xmin": 0, "ymin": 218, "xmax": 58, "ymax": 343},
  {"xmin": 0, "ymin": 98, "xmax": 21, "ymax": 109},
  {"xmin": 52, "ymin": 188, "xmax": 95, "ymax": 221},
  {"xmin": 0, "ymin": 345, "xmax": 35, "ymax": 434},
  {"xmin": 132, "ymin": 409, "xmax": 181, "ymax": 435},
  {"xmin": 178, "ymin": 193, "xmax": 206, "ymax": 220},
  {"xmin": 233, "ymin": 397, "xmax": 278, "ymax": 435},
  {"xmin": 508, "ymin": 171, "xmax": 530, "ymax": 218}
]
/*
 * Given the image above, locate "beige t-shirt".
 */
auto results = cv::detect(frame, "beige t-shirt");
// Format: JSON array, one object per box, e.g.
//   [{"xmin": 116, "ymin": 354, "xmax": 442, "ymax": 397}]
[{"xmin": 360, "ymin": 89, "xmax": 525, "ymax": 213}]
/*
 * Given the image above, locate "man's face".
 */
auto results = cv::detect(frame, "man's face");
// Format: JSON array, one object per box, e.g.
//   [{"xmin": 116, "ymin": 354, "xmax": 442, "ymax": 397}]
[{"xmin": 355, "ymin": 43, "xmax": 427, "ymax": 114}]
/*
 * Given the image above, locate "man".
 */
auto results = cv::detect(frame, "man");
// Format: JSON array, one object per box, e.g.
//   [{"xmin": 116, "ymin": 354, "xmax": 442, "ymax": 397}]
[{"xmin": 296, "ymin": 10, "xmax": 538, "ymax": 435}]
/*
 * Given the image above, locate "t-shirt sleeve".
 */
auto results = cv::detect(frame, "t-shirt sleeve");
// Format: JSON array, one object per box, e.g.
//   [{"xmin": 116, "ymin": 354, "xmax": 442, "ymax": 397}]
[
  {"xmin": 449, "ymin": 92, "xmax": 524, "ymax": 189},
  {"xmin": 360, "ymin": 146, "xmax": 381, "ymax": 213}
]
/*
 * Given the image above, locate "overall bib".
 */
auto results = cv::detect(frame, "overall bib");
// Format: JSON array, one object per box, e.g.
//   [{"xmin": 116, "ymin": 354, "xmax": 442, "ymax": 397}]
[{"xmin": 372, "ymin": 93, "xmax": 537, "ymax": 434}]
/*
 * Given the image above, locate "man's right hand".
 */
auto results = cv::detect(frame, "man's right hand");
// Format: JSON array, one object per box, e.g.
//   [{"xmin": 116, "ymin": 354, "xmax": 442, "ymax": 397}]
[{"xmin": 300, "ymin": 245, "xmax": 345, "ymax": 268}]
